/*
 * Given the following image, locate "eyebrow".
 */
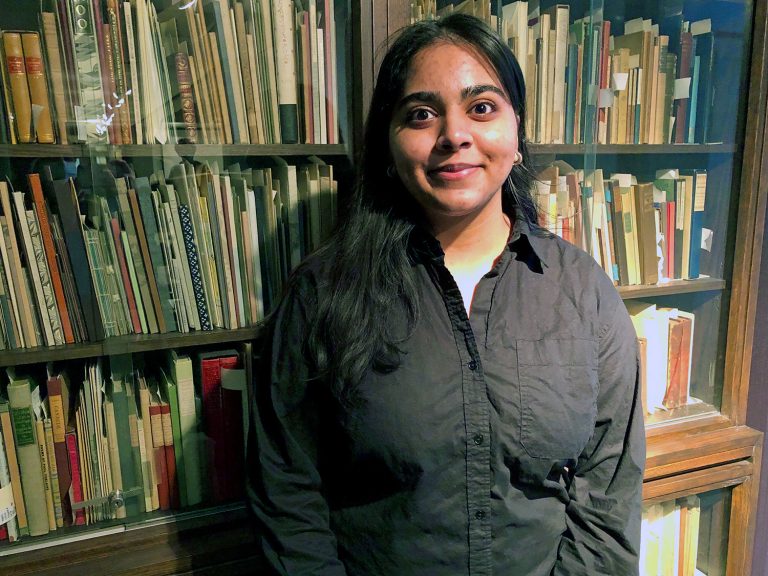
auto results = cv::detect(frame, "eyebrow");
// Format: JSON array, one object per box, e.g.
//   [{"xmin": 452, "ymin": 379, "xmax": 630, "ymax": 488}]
[{"xmin": 395, "ymin": 84, "xmax": 509, "ymax": 110}]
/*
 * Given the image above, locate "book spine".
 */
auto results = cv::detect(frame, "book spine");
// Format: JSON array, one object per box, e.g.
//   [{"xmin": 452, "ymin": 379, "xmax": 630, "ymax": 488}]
[
  {"xmin": 0, "ymin": 403, "xmax": 27, "ymax": 535},
  {"xmin": 28, "ymin": 174, "xmax": 74, "ymax": 343},
  {"xmin": 41, "ymin": 12, "xmax": 69, "ymax": 144},
  {"xmin": 7, "ymin": 379, "xmax": 49, "ymax": 536},
  {"xmin": 272, "ymin": 0, "xmax": 299, "ymax": 143},
  {"xmin": 149, "ymin": 403, "xmax": 169, "ymax": 510},
  {"xmin": 64, "ymin": 430, "xmax": 86, "ymax": 525},
  {"xmin": 0, "ymin": 409, "xmax": 19, "ymax": 540},
  {"xmin": 21, "ymin": 33, "xmax": 55, "ymax": 143},
  {"xmin": 52, "ymin": 178, "xmax": 106, "ymax": 341},
  {"xmin": 70, "ymin": 0, "xmax": 108, "ymax": 142},
  {"xmin": 174, "ymin": 52, "xmax": 198, "ymax": 143},
  {"xmin": 178, "ymin": 204, "xmax": 212, "ymax": 330},
  {"xmin": 160, "ymin": 403, "xmax": 178, "ymax": 509},
  {"xmin": 27, "ymin": 209, "xmax": 65, "ymax": 345},
  {"xmin": 2, "ymin": 32, "xmax": 32, "ymax": 143},
  {"xmin": 43, "ymin": 418, "xmax": 64, "ymax": 528},
  {"xmin": 135, "ymin": 179, "xmax": 177, "ymax": 333},
  {"xmin": 106, "ymin": 0, "xmax": 132, "ymax": 143},
  {"xmin": 127, "ymin": 187, "xmax": 166, "ymax": 333},
  {"xmin": 34, "ymin": 418, "xmax": 57, "ymax": 531}
]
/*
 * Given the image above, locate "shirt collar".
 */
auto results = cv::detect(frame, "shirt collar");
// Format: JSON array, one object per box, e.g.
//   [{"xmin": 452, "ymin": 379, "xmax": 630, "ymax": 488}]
[{"xmin": 407, "ymin": 212, "xmax": 548, "ymax": 269}]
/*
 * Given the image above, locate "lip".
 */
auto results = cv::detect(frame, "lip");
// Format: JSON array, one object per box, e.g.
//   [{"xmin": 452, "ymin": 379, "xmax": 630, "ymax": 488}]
[{"xmin": 428, "ymin": 163, "xmax": 480, "ymax": 180}]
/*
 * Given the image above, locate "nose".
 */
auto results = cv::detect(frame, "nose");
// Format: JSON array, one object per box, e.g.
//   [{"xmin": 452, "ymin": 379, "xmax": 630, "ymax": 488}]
[{"xmin": 436, "ymin": 112, "xmax": 472, "ymax": 151}]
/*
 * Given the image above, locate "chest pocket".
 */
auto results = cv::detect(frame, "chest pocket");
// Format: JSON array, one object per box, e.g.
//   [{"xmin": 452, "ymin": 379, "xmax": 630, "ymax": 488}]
[{"xmin": 517, "ymin": 337, "xmax": 598, "ymax": 459}]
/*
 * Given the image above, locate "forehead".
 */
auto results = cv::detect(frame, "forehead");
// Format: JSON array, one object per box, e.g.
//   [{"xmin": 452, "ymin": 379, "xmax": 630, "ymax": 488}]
[{"xmin": 404, "ymin": 41, "xmax": 503, "ymax": 92}]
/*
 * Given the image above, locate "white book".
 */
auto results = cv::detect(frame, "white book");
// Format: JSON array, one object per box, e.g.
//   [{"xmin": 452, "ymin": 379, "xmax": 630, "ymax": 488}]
[
  {"xmin": 317, "ymin": 33, "xmax": 327, "ymax": 145},
  {"xmin": 245, "ymin": 188, "xmax": 265, "ymax": 320},
  {"xmin": 271, "ymin": 0, "xmax": 300, "ymax": 142},
  {"xmin": 11, "ymin": 192, "xmax": 53, "ymax": 345},
  {"xmin": 221, "ymin": 175, "xmax": 246, "ymax": 328},
  {"xmin": 211, "ymin": 172, "xmax": 237, "ymax": 328}
]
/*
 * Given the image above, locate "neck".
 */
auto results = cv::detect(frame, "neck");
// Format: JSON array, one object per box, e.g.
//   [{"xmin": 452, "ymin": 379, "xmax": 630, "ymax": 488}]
[{"xmin": 431, "ymin": 208, "xmax": 511, "ymax": 272}]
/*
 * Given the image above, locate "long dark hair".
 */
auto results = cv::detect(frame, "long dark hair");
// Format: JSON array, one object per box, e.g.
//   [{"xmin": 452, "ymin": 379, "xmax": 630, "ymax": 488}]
[{"xmin": 306, "ymin": 14, "xmax": 540, "ymax": 392}]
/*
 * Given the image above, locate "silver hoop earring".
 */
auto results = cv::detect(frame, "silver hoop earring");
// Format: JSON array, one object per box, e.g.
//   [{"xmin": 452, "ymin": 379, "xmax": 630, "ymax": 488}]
[
  {"xmin": 387, "ymin": 165, "xmax": 397, "ymax": 178},
  {"xmin": 514, "ymin": 152, "xmax": 522, "ymax": 165}
]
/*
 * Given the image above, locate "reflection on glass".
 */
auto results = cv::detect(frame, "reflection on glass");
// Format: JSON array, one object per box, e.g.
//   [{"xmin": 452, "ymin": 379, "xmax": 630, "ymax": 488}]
[{"xmin": 641, "ymin": 488, "xmax": 731, "ymax": 576}]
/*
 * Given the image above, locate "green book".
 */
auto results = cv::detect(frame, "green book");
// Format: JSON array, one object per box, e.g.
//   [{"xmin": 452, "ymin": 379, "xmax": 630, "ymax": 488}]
[
  {"xmin": 109, "ymin": 360, "xmax": 142, "ymax": 517},
  {"xmin": 7, "ymin": 372, "xmax": 49, "ymax": 536},
  {"xmin": 159, "ymin": 367, "xmax": 187, "ymax": 507}
]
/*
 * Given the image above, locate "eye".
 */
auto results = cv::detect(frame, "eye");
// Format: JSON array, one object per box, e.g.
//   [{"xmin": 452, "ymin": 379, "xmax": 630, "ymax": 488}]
[
  {"xmin": 470, "ymin": 101, "xmax": 496, "ymax": 116},
  {"xmin": 405, "ymin": 107, "xmax": 436, "ymax": 124}
]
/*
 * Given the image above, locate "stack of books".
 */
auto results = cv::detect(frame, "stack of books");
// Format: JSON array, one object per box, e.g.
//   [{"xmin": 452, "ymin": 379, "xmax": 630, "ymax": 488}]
[
  {"xmin": 411, "ymin": 1, "xmax": 727, "ymax": 145},
  {"xmin": 0, "ymin": 0, "xmax": 339, "ymax": 145},
  {"xmin": 534, "ymin": 166, "xmax": 707, "ymax": 287},
  {"xmin": 0, "ymin": 347, "xmax": 250, "ymax": 541},
  {"xmin": 0, "ymin": 158, "xmax": 336, "ymax": 349}
]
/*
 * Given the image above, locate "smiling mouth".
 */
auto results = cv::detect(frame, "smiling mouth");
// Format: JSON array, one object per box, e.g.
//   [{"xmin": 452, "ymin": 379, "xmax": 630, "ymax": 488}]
[{"xmin": 429, "ymin": 164, "xmax": 480, "ymax": 180}]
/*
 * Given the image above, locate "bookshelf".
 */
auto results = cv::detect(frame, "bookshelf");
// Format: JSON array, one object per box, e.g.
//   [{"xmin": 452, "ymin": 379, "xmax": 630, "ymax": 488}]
[
  {"xmin": 0, "ymin": 0, "xmax": 357, "ymax": 573},
  {"xmin": 400, "ymin": 0, "xmax": 765, "ymax": 575},
  {"xmin": 0, "ymin": 2, "xmax": 765, "ymax": 576}
]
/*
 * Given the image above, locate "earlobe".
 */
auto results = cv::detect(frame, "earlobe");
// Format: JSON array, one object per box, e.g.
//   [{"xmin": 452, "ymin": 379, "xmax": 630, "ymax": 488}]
[{"xmin": 513, "ymin": 151, "xmax": 522, "ymax": 165}]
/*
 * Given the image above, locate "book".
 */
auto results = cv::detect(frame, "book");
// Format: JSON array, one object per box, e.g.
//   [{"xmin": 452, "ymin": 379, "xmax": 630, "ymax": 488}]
[
  {"xmin": 7, "ymin": 372, "xmax": 49, "ymax": 536},
  {"xmin": 21, "ymin": 32, "xmax": 55, "ymax": 143},
  {"xmin": 33, "ymin": 417, "xmax": 56, "ymax": 531},
  {"xmin": 46, "ymin": 371, "xmax": 73, "ymax": 526},
  {"xmin": 148, "ymin": 386, "xmax": 169, "ymax": 510},
  {"xmin": 195, "ymin": 349, "xmax": 242, "ymax": 503},
  {"xmin": 50, "ymin": 175, "xmax": 106, "ymax": 341},
  {"xmin": 1, "ymin": 31, "xmax": 33, "ymax": 143},
  {"xmin": 0, "ymin": 399, "xmax": 27, "ymax": 536},
  {"xmin": 166, "ymin": 351, "xmax": 202, "ymax": 506},
  {"xmin": 64, "ymin": 428, "xmax": 85, "ymax": 525},
  {"xmin": 0, "ymin": 405, "xmax": 19, "ymax": 540},
  {"xmin": 69, "ymin": 0, "xmax": 108, "ymax": 142},
  {"xmin": 271, "ymin": 0, "xmax": 300, "ymax": 143}
]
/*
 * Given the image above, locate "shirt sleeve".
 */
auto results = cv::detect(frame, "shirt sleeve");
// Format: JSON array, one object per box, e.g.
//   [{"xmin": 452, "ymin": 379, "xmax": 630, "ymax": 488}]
[
  {"xmin": 246, "ymin": 276, "xmax": 348, "ymax": 576},
  {"xmin": 552, "ymin": 273, "xmax": 646, "ymax": 576}
]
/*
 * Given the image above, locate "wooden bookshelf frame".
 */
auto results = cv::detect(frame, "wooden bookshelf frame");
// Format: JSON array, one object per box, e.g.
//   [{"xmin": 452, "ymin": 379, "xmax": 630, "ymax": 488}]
[{"xmin": 0, "ymin": 143, "xmax": 350, "ymax": 158}]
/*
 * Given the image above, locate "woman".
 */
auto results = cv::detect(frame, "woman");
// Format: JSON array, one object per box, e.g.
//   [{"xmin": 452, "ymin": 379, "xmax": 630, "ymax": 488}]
[{"xmin": 247, "ymin": 14, "xmax": 645, "ymax": 576}]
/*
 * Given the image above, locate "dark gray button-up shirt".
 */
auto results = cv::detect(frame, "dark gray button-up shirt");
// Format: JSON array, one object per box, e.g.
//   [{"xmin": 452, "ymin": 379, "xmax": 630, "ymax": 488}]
[{"xmin": 247, "ymin": 219, "xmax": 645, "ymax": 575}]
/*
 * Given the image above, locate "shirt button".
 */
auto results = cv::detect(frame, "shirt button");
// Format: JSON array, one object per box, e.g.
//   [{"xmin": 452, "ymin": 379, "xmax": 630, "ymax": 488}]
[
  {"xmin": 473, "ymin": 433, "xmax": 484, "ymax": 445},
  {"xmin": 468, "ymin": 360, "xmax": 478, "ymax": 371},
  {"xmin": 475, "ymin": 510, "xmax": 486, "ymax": 520}
]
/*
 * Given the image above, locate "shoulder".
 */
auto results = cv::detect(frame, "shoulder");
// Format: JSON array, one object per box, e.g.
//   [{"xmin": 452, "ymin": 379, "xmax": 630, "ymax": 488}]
[{"xmin": 528, "ymin": 231, "xmax": 625, "ymax": 321}]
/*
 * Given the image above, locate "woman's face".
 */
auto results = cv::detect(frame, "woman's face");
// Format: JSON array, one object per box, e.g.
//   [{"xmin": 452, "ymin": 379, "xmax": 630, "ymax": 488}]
[{"xmin": 388, "ymin": 41, "xmax": 519, "ymax": 227}]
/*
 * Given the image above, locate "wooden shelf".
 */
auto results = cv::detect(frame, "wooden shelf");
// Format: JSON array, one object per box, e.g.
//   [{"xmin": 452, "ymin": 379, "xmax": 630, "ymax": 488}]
[
  {"xmin": 0, "ymin": 143, "xmax": 349, "ymax": 158},
  {"xmin": 0, "ymin": 327, "xmax": 259, "ymax": 367},
  {"xmin": 115, "ymin": 143, "xmax": 349, "ymax": 157},
  {"xmin": 0, "ymin": 144, "xmax": 84, "ymax": 157},
  {"xmin": 529, "ymin": 143, "xmax": 736, "ymax": 155},
  {"xmin": 618, "ymin": 276, "xmax": 726, "ymax": 299}
]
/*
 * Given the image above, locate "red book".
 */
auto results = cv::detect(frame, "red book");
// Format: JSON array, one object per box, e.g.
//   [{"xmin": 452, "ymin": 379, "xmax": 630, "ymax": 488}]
[
  {"xmin": 65, "ymin": 429, "xmax": 86, "ymax": 525},
  {"xmin": 0, "ymin": 523, "xmax": 7, "ymax": 540},
  {"xmin": 47, "ymin": 374, "xmax": 73, "ymax": 526},
  {"xmin": 159, "ymin": 400, "xmax": 179, "ymax": 509},
  {"xmin": 666, "ymin": 202, "xmax": 676, "ymax": 280},
  {"xmin": 148, "ymin": 402, "xmax": 170, "ymax": 510},
  {"xmin": 197, "ymin": 350, "xmax": 242, "ymax": 502}
]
